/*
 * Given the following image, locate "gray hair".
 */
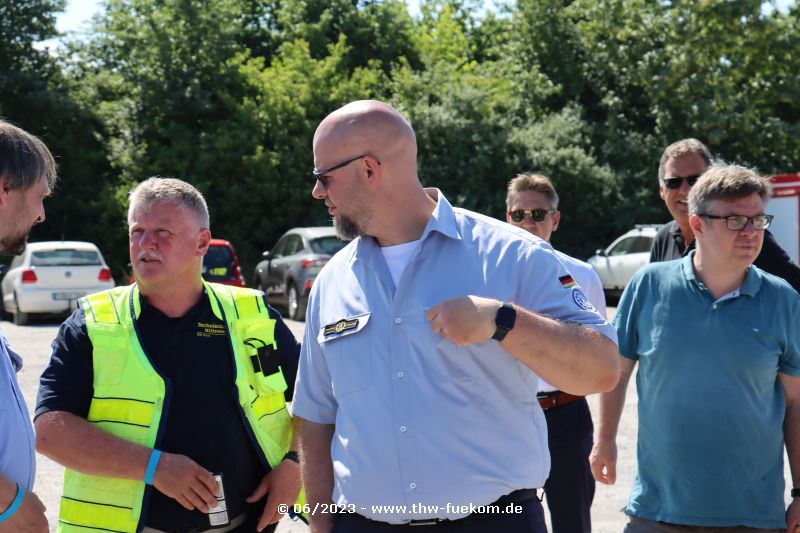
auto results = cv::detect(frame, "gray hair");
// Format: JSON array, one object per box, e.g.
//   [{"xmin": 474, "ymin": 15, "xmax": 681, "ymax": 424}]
[
  {"xmin": 658, "ymin": 138, "xmax": 713, "ymax": 183},
  {"xmin": 506, "ymin": 173, "xmax": 559, "ymax": 211},
  {"xmin": 128, "ymin": 177, "xmax": 210, "ymax": 228},
  {"xmin": 688, "ymin": 164, "xmax": 771, "ymax": 216},
  {"xmin": 0, "ymin": 119, "xmax": 57, "ymax": 190}
]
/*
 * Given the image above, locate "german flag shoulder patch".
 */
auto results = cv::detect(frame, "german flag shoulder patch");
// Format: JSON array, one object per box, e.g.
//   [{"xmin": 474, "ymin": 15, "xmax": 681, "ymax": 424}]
[{"xmin": 559, "ymin": 274, "xmax": 577, "ymax": 288}]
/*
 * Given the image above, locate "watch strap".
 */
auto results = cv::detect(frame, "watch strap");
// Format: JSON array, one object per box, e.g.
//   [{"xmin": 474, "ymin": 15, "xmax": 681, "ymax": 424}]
[{"xmin": 491, "ymin": 302, "xmax": 516, "ymax": 342}]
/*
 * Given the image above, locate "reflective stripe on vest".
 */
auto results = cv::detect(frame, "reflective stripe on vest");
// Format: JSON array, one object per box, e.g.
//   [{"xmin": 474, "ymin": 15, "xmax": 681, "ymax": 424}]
[{"xmin": 58, "ymin": 282, "xmax": 294, "ymax": 533}]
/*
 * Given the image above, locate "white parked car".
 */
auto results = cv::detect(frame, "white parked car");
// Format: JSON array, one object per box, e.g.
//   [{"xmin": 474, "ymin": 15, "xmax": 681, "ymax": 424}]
[
  {"xmin": 1, "ymin": 241, "xmax": 115, "ymax": 325},
  {"xmin": 587, "ymin": 225, "xmax": 662, "ymax": 299}
]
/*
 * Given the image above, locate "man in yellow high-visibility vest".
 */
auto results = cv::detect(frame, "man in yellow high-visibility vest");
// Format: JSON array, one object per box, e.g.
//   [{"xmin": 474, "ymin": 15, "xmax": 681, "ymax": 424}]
[{"xmin": 35, "ymin": 177, "xmax": 303, "ymax": 533}]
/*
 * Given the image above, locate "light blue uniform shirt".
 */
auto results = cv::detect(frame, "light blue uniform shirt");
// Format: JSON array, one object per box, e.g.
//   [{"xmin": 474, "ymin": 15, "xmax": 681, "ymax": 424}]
[
  {"xmin": 293, "ymin": 189, "xmax": 617, "ymax": 523},
  {"xmin": 0, "ymin": 328, "xmax": 36, "ymax": 491},
  {"xmin": 615, "ymin": 252, "xmax": 800, "ymax": 528}
]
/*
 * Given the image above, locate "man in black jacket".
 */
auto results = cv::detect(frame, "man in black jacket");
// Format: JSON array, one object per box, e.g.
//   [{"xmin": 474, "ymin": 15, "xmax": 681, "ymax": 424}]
[{"xmin": 649, "ymin": 138, "xmax": 800, "ymax": 292}]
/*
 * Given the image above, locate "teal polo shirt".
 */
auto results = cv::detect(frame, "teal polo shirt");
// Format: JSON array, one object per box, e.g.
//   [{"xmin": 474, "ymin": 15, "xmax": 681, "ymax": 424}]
[{"xmin": 615, "ymin": 252, "xmax": 800, "ymax": 528}]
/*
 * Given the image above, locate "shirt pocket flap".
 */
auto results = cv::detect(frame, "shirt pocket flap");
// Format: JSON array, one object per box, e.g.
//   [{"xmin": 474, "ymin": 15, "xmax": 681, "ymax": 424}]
[{"xmin": 317, "ymin": 312, "xmax": 371, "ymax": 344}]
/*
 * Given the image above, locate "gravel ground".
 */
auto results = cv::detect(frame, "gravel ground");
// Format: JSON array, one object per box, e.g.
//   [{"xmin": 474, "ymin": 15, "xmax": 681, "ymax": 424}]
[{"xmin": 5, "ymin": 312, "xmax": 791, "ymax": 532}]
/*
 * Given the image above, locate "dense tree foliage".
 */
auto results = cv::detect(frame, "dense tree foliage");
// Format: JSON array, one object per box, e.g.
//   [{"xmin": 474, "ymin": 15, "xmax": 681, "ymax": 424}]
[{"xmin": 2, "ymin": 0, "xmax": 799, "ymax": 276}]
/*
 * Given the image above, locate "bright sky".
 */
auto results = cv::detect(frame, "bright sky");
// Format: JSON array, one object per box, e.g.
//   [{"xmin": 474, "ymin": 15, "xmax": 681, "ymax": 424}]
[
  {"xmin": 55, "ymin": 0, "xmax": 428, "ymax": 35},
  {"xmin": 54, "ymin": 0, "xmax": 794, "ymax": 37}
]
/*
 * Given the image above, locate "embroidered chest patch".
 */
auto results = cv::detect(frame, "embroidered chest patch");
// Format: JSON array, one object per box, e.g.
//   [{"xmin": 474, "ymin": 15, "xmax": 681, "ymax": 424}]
[{"xmin": 324, "ymin": 318, "xmax": 359, "ymax": 336}]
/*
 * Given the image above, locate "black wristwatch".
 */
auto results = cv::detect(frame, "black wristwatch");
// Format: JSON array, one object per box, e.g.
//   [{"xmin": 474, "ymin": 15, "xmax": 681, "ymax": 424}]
[
  {"xmin": 491, "ymin": 302, "xmax": 516, "ymax": 342},
  {"xmin": 792, "ymin": 488, "xmax": 800, "ymax": 498}
]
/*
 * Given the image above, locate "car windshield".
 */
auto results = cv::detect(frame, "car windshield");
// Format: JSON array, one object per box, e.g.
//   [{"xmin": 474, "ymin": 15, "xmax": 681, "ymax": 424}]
[
  {"xmin": 310, "ymin": 236, "xmax": 346, "ymax": 255},
  {"xmin": 31, "ymin": 250, "xmax": 102, "ymax": 266},
  {"xmin": 203, "ymin": 245, "xmax": 234, "ymax": 279}
]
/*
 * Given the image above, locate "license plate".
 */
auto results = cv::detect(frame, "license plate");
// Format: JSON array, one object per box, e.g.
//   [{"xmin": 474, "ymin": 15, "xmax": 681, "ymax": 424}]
[{"xmin": 52, "ymin": 292, "xmax": 84, "ymax": 300}]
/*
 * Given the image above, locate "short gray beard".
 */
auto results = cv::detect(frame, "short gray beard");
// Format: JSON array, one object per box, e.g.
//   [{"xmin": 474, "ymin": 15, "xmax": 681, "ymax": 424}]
[{"xmin": 333, "ymin": 207, "xmax": 373, "ymax": 241}]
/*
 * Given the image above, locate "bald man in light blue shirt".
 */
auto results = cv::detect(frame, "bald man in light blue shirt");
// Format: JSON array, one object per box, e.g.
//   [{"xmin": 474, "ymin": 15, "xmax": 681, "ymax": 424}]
[{"xmin": 294, "ymin": 100, "xmax": 620, "ymax": 533}]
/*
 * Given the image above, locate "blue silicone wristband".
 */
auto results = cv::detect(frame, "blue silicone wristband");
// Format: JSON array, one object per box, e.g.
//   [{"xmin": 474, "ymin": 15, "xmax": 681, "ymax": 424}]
[
  {"xmin": 144, "ymin": 449, "xmax": 161, "ymax": 486},
  {"xmin": 0, "ymin": 482, "xmax": 23, "ymax": 523}
]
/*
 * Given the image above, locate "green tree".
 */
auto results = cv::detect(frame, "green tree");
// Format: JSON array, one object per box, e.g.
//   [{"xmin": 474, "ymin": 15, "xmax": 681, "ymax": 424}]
[
  {"xmin": 73, "ymin": 0, "xmax": 392, "ymax": 275},
  {"xmin": 1, "ymin": 1, "xmax": 120, "ymax": 273}
]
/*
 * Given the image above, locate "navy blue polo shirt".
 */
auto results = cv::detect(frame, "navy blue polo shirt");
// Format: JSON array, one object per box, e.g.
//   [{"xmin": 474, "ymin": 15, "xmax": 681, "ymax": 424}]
[{"xmin": 35, "ymin": 289, "xmax": 300, "ymax": 530}]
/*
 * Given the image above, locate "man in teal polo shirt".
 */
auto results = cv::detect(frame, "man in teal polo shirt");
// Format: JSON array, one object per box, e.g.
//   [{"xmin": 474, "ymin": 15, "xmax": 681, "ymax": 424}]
[{"xmin": 590, "ymin": 164, "xmax": 800, "ymax": 531}]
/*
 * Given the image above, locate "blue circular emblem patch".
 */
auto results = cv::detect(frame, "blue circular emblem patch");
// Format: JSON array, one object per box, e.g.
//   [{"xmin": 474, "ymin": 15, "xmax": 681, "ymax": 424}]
[{"xmin": 572, "ymin": 288, "xmax": 596, "ymax": 312}]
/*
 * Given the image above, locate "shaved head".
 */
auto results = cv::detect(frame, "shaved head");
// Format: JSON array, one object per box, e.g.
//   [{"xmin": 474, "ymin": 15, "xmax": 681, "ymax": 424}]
[
  {"xmin": 312, "ymin": 100, "xmax": 435, "ymax": 246},
  {"xmin": 314, "ymin": 100, "xmax": 417, "ymax": 168}
]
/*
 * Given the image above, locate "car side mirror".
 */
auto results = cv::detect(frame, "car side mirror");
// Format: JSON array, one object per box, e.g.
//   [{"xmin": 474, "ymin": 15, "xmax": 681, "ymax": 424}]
[
  {"xmin": 595, "ymin": 248, "xmax": 606, "ymax": 257},
  {"xmin": 262, "ymin": 250, "xmax": 272, "ymax": 260}
]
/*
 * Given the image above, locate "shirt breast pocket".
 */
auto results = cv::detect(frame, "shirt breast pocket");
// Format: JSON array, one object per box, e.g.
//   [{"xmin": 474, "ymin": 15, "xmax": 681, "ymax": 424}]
[{"xmin": 317, "ymin": 312, "xmax": 372, "ymax": 399}]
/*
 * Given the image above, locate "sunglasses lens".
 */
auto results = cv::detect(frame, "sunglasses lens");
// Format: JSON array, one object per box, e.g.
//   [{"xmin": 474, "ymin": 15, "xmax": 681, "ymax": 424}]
[
  {"xmin": 510, "ymin": 211, "xmax": 524, "ymax": 222},
  {"xmin": 531, "ymin": 209, "xmax": 547, "ymax": 222},
  {"xmin": 665, "ymin": 175, "xmax": 701, "ymax": 189}
]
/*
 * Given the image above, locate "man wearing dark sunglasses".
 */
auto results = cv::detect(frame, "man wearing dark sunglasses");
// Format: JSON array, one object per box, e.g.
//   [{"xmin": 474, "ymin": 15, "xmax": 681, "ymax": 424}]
[
  {"xmin": 294, "ymin": 100, "xmax": 621, "ymax": 533},
  {"xmin": 505, "ymin": 173, "xmax": 605, "ymax": 533},
  {"xmin": 649, "ymin": 138, "xmax": 800, "ymax": 292},
  {"xmin": 593, "ymin": 164, "xmax": 800, "ymax": 532}
]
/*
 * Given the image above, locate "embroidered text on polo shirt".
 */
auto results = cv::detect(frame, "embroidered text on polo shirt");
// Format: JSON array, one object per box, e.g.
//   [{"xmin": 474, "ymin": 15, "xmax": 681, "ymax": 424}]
[{"xmin": 197, "ymin": 322, "xmax": 225, "ymax": 337}]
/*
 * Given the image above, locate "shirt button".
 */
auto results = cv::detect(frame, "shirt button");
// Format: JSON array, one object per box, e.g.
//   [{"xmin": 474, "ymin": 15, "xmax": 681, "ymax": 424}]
[
  {"xmin": 394, "ymin": 317, "xmax": 402, "ymax": 324},
  {"xmin": 409, "ymin": 483, "xmax": 417, "ymax": 490},
  {"xmin": 712, "ymin": 304, "xmax": 718, "ymax": 310},
  {"xmin": 400, "ymin": 425, "xmax": 407, "ymax": 432},
  {"xmin": 396, "ymin": 371, "xmax": 404, "ymax": 378}
]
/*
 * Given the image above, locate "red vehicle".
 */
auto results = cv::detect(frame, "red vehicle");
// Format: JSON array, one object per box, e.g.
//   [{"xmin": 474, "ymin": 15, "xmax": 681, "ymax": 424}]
[
  {"xmin": 202, "ymin": 238, "xmax": 246, "ymax": 287},
  {"xmin": 129, "ymin": 238, "xmax": 246, "ymax": 287}
]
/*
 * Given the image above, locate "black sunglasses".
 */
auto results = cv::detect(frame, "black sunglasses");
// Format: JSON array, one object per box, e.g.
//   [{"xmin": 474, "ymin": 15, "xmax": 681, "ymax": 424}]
[
  {"xmin": 699, "ymin": 214, "xmax": 774, "ymax": 231},
  {"xmin": 313, "ymin": 154, "xmax": 368, "ymax": 178},
  {"xmin": 508, "ymin": 209, "xmax": 554, "ymax": 223},
  {"xmin": 662, "ymin": 174, "xmax": 701, "ymax": 189}
]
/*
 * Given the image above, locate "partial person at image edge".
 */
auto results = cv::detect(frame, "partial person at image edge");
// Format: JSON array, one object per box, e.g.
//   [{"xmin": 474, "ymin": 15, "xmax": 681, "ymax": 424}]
[
  {"xmin": 0, "ymin": 119, "xmax": 55, "ymax": 533},
  {"xmin": 591, "ymin": 164, "xmax": 800, "ymax": 531}
]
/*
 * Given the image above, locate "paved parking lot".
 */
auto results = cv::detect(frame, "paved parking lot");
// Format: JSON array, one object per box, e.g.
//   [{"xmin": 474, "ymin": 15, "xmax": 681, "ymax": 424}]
[{"xmin": 4, "ymin": 313, "xmax": 792, "ymax": 532}]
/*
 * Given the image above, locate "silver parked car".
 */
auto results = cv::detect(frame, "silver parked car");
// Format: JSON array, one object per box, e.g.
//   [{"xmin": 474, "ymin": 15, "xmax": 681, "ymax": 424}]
[
  {"xmin": 2, "ymin": 241, "xmax": 115, "ymax": 324},
  {"xmin": 253, "ymin": 227, "xmax": 347, "ymax": 321},
  {"xmin": 587, "ymin": 225, "xmax": 661, "ymax": 299}
]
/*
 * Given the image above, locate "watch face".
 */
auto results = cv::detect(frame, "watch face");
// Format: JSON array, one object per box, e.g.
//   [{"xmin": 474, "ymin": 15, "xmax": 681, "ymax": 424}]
[
  {"xmin": 492, "ymin": 303, "xmax": 516, "ymax": 341},
  {"xmin": 495, "ymin": 303, "xmax": 516, "ymax": 329}
]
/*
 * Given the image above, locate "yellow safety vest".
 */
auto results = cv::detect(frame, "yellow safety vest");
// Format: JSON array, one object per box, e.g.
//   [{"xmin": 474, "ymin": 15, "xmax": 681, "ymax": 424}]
[{"xmin": 58, "ymin": 282, "xmax": 297, "ymax": 533}]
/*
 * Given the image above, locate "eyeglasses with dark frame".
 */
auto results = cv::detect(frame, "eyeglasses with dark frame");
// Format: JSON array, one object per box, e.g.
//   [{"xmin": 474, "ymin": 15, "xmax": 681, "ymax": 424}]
[
  {"xmin": 662, "ymin": 174, "xmax": 701, "ymax": 190},
  {"xmin": 312, "ymin": 154, "xmax": 381, "ymax": 188},
  {"xmin": 699, "ymin": 213, "xmax": 774, "ymax": 231},
  {"xmin": 508, "ymin": 209, "xmax": 555, "ymax": 223}
]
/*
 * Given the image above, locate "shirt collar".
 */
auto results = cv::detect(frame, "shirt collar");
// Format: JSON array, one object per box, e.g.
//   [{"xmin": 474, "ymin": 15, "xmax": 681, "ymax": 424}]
[
  {"xmin": 418, "ymin": 188, "xmax": 462, "ymax": 243},
  {"xmin": 354, "ymin": 187, "xmax": 461, "ymax": 258},
  {"xmin": 670, "ymin": 220, "xmax": 683, "ymax": 238},
  {"xmin": 681, "ymin": 250, "xmax": 762, "ymax": 297},
  {"xmin": 133, "ymin": 283, "xmax": 215, "ymax": 321}
]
